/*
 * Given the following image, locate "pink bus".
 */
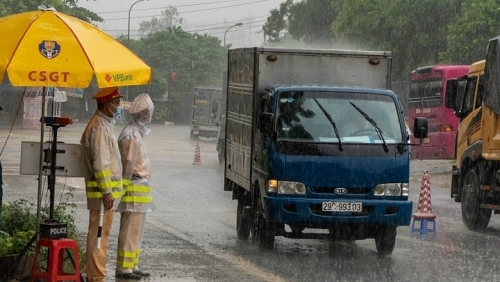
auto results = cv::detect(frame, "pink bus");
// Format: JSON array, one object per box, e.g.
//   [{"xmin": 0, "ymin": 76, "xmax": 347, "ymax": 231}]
[{"xmin": 409, "ymin": 65, "xmax": 469, "ymax": 159}]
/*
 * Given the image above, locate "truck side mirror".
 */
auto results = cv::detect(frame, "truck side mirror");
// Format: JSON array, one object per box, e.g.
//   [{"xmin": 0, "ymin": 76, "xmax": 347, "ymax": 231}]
[
  {"xmin": 259, "ymin": 113, "xmax": 274, "ymax": 135},
  {"xmin": 445, "ymin": 79, "xmax": 457, "ymax": 109},
  {"xmin": 413, "ymin": 117, "xmax": 428, "ymax": 139}
]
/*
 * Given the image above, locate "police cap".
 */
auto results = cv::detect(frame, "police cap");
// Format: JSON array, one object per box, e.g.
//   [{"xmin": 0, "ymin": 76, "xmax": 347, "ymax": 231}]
[{"xmin": 92, "ymin": 87, "xmax": 123, "ymax": 103}]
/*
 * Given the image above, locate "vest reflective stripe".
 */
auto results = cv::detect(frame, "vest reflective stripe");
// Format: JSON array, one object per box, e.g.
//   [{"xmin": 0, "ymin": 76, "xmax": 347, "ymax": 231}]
[
  {"xmin": 121, "ymin": 195, "xmax": 152, "ymax": 203},
  {"xmin": 94, "ymin": 170, "xmax": 111, "ymax": 178},
  {"xmin": 117, "ymin": 249, "xmax": 137, "ymax": 268},
  {"xmin": 118, "ymin": 249, "xmax": 137, "ymax": 258},
  {"xmin": 86, "ymin": 180, "xmax": 123, "ymax": 188},
  {"xmin": 87, "ymin": 191, "xmax": 123, "ymax": 199},
  {"xmin": 123, "ymin": 178, "xmax": 131, "ymax": 186},
  {"xmin": 116, "ymin": 260, "xmax": 134, "ymax": 268},
  {"xmin": 135, "ymin": 248, "xmax": 141, "ymax": 263},
  {"xmin": 126, "ymin": 185, "xmax": 151, "ymax": 193}
]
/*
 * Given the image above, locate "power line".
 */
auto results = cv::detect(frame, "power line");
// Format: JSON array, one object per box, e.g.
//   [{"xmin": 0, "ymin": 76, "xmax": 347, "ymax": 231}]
[
  {"xmin": 123, "ymin": 21, "xmax": 266, "ymax": 38},
  {"xmin": 185, "ymin": 21, "xmax": 266, "ymax": 34},
  {"xmin": 95, "ymin": 16, "xmax": 267, "ymax": 31},
  {"xmin": 103, "ymin": 20, "xmax": 266, "ymax": 32},
  {"xmin": 102, "ymin": 0, "xmax": 269, "ymax": 21},
  {"xmin": 97, "ymin": 0, "xmax": 256, "ymax": 15}
]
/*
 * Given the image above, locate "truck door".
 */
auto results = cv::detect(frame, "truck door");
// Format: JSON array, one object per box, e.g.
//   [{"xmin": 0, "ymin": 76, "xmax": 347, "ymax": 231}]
[
  {"xmin": 252, "ymin": 91, "xmax": 272, "ymax": 186},
  {"xmin": 456, "ymin": 74, "xmax": 482, "ymax": 163}
]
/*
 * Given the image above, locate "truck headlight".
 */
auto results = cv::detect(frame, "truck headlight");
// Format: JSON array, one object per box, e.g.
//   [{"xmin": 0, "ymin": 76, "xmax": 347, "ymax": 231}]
[
  {"xmin": 275, "ymin": 181, "xmax": 306, "ymax": 195},
  {"xmin": 374, "ymin": 183, "xmax": 408, "ymax": 196}
]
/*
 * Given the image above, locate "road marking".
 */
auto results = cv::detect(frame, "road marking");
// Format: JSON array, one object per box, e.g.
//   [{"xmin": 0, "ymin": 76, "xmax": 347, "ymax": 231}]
[{"xmin": 147, "ymin": 217, "xmax": 288, "ymax": 282}]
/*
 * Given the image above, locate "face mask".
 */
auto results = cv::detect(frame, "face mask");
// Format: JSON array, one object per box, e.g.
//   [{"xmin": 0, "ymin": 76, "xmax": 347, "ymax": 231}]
[
  {"xmin": 107, "ymin": 102, "xmax": 121, "ymax": 116},
  {"xmin": 113, "ymin": 106, "xmax": 122, "ymax": 118}
]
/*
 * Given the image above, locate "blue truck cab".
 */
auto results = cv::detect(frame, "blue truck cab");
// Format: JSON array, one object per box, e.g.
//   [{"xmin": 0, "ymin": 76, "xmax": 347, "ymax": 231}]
[{"xmin": 224, "ymin": 47, "xmax": 425, "ymax": 254}]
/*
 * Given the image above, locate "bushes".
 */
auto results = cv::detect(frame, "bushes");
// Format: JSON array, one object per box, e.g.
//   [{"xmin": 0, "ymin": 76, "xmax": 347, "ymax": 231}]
[{"xmin": 0, "ymin": 187, "xmax": 78, "ymax": 257}]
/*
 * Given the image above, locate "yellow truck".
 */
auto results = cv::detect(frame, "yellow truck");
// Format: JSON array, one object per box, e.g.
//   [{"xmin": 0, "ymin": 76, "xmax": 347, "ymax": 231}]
[{"xmin": 445, "ymin": 37, "xmax": 500, "ymax": 230}]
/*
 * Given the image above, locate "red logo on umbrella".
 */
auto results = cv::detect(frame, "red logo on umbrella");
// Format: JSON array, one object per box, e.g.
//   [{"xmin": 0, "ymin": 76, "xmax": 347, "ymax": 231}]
[{"xmin": 105, "ymin": 73, "xmax": 112, "ymax": 82}]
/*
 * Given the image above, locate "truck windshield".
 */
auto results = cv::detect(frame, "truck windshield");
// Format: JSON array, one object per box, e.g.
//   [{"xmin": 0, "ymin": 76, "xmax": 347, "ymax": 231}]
[{"xmin": 275, "ymin": 91, "xmax": 403, "ymax": 144}]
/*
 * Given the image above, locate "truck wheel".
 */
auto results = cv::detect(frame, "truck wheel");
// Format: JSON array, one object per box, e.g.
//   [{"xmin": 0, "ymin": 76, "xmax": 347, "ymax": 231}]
[
  {"xmin": 237, "ymin": 199, "xmax": 251, "ymax": 240},
  {"xmin": 255, "ymin": 198, "xmax": 275, "ymax": 249},
  {"xmin": 374, "ymin": 225, "xmax": 396, "ymax": 255},
  {"xmin": 461, "ymin": 168, "xmax": 491, "ymax": 230}
]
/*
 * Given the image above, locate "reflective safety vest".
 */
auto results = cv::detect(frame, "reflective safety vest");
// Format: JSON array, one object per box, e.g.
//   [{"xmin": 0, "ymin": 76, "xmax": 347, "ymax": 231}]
[
  {"xmin": 81, "ymin": 110, "xmax": 123, "ymax": 211},
  {"xmin": 117, "ymin": 124, "xmax": 153, "ymax": 213}
]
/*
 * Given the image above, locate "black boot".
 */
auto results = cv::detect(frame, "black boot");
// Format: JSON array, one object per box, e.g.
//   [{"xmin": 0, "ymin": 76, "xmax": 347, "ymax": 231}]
[
  {"xmin": 115, "ymin": 272, "xmax": 142, "ymax": 280},
  {"xmin": 133, "ymin": 270, "xmax": 150, "ymax": 277}
]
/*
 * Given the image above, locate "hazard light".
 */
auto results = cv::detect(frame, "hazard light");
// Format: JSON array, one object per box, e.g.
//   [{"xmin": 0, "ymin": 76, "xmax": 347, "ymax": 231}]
[
  {"xmin": 268, "ymin": 179, "xmax": 278, "ymax": 193},
  {"xmin": 41, "ymin": 116, "xmax": 73, "ymax": 126}
]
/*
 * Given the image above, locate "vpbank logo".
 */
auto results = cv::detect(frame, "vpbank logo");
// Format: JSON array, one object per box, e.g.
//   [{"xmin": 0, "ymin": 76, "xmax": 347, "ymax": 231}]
[{"xmin": 104, "ymin": 73, "xmax": 133, "ymax": 82}]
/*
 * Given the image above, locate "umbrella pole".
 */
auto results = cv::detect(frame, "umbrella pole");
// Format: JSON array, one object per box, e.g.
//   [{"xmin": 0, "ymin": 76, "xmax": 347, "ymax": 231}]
[{"xmin": 35, "ymin": 87, "xmax": 47, "ymax": 239}]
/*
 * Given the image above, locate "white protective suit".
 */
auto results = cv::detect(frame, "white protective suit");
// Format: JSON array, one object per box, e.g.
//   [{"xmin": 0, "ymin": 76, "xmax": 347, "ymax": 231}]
[{"xmin": 116, "ymin": 93, "xmax": 154, "ymax": 275}]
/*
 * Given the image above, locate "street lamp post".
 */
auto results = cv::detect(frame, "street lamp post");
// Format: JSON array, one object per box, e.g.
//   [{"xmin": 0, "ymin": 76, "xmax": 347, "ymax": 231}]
[
  {"xmin": 127, "ymin": 0, "xmax": 148, "ymax": 100},
  {"xmin": 128, "ymin": 0, "xmax": 148, "ymax": 46},
  {"xmin": 223, "ymin": 22, "xmax": 243, "ymax": 47}
]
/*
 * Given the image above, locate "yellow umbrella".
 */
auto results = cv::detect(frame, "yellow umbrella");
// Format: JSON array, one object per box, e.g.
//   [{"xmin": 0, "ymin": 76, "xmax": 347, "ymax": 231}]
[
  {"xmin": 0, "ymin": 7, "xmax": 151, "ymax": 88},
  {"xmin": 0, "ymin": 7, "xmax": 152, "ymax": 256}
]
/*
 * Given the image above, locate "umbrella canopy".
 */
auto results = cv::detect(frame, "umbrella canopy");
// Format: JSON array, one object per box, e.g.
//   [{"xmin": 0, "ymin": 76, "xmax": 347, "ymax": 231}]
[{"xmin": 0, "ymin": 7, "xmax": 151, "ymax": 88}]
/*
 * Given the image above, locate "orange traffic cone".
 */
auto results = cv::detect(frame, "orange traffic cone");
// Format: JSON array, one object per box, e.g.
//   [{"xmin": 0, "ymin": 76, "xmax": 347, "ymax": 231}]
[
  {"xmin": 411, "ymin": 170, "xmax": 437, "ymax": 235},
  {"xmin": 416, "ymin": 170, "xmax": 434, "ymax": 214},
  {"xmin": 192, "ymin": 143, "xmax": 202, "ymax": 165}
]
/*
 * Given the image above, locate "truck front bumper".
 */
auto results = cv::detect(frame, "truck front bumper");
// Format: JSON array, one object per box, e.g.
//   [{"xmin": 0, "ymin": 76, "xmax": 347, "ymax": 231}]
[{"xmin": 264, "ymin": 196, "xmax": 413, "ymax": 226}]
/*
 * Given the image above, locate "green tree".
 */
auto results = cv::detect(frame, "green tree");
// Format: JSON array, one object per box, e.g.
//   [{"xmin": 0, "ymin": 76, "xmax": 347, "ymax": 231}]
[
  {"xmin": 440, "ymin": 0, "xmax": 500, "ymax": 64},
  {"xmin": 287, "ymin": 0, "xmax": 337, "ymax": 47},
  {"xmin": 263, "ymin": 0, "xmax": 292, "ymax": 43},
  {"xmin": 333, "ymin": 0, "xmax": 463, "ymax": 80},
  {"xmin": 119, "ymin": 27, "xmax": 226, "ymax": 123},
  {"xmin": 263, "ymin": 0, "xmax": 336, "ymax": 46},
  {"xmin": 138, "ymin": 6, "xmax": 183, "ymax": 36}
]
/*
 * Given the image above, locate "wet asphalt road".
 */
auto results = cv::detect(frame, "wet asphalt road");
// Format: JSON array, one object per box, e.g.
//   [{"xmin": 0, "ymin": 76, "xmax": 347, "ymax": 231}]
[{"xmin": 2, "ymin": 121, "xmax": 500, "ymax": 281}]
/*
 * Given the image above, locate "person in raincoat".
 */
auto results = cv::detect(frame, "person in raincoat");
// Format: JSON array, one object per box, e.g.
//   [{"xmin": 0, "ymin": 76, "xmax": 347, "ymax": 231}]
[
  {"xmin": 80, "ymin": 87, "xmax": 124, "ymax": 282},
  {"xmin": 115, "ymin": 93, "xmax": 154, "ymax": 280}
]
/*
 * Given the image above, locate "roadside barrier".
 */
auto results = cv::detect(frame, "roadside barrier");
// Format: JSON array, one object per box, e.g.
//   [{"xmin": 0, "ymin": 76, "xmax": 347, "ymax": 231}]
[{"xmin": 411, "ymin": 170, "xmax": 437, "ymax": 235}]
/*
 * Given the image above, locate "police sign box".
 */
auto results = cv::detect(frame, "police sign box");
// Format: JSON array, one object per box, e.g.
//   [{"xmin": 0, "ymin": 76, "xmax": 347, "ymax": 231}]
[{"xmin": 40, "ymin": 221, "xmax": 68, "ymax": 239}]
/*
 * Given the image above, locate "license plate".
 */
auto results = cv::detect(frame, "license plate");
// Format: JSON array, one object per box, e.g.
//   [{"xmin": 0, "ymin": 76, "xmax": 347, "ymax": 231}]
[
  {"xmin": 322, "ymin": 202, "xmax": 362, "ymax": 212},
  {"xmin": 192, "ymin": 130, "xmax": 199, "ymax": 134},
  {"xmin": 423, "ymin": 137, "xmax": 430, "ymax": 144}
]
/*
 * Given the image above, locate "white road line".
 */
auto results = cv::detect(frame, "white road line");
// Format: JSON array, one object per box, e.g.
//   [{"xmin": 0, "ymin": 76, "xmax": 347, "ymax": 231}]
[{"xmin": 147, "ymin": 217, "xmax": 288, "ymax": 282}]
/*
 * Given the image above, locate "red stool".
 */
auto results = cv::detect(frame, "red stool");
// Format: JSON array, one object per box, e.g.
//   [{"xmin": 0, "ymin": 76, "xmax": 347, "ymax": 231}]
[
  {"xmin": 411, "ymin": 213, "xmax": 437, "ymax": 235},
  {"xmin": 30, "ymin": 238, "xmax": 81, "ymax": 282}
]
